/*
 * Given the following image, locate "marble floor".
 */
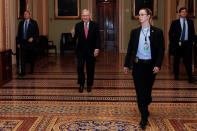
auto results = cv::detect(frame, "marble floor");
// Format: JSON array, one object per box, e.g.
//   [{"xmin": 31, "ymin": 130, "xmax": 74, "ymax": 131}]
[{"xmin": 0, "ymin": 51, "xmax": 197, "ymax": 131}]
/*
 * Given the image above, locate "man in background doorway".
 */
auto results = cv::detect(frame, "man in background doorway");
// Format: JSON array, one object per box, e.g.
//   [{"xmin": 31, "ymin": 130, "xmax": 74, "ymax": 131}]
[
  {"xmin": 71, "ymin": 9, "xmax": 100, "ymax": 93},
  {"xmin": 169, "ymin": 7, "xmax": 195, "ymax": 83},
  {"xmin": 16, "ymin": 10, "xmax": 39, "ymax": 76}
]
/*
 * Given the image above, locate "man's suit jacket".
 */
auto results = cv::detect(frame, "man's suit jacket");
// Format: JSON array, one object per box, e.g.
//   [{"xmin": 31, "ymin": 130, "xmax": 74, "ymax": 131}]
[
  {"xmin": 124, "ymin": 26, "xmax": 165, "ymax": 69},
  {"xmin": 17, "ymin": 19, "xmax": 39, "ymax": 48},
  {"xmin": 169, "ymin": 18, "xmax": 195, "ymax": 50},
  {"xmin": 74, "ymin": 21, "xmax": 100, "ymax": 57}
]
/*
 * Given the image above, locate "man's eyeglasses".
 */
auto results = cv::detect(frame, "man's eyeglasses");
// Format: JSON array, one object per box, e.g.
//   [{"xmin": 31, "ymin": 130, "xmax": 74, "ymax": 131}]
[{"xmin": 138, "ymin": 14, "xmax": 148, "ymax": 16}]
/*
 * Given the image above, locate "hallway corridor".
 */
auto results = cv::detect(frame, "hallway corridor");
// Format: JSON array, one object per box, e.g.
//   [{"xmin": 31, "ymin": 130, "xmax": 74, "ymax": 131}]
[{"xmin": 0, "ymin": 52, "xmax": 197, "ymax": 130}]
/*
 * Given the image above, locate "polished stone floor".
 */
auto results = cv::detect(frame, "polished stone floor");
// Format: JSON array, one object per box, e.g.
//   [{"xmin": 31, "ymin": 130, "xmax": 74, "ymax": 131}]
[{"xmin": 0, "ymin": 51, "xmax": 197, "ymax": 131}]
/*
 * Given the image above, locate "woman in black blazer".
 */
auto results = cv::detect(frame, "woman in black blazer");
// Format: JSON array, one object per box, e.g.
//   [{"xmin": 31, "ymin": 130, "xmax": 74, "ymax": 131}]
[{"xmin": 124, "ymin": 8, "xmax": 165, "ymax": 130}]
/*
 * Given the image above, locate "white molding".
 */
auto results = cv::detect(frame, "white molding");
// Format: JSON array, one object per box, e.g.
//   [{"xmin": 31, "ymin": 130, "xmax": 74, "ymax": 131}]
[
  {"xmin": 9, "ymin": 0, "xmax": 17, "ymax": 64},
  {"xmin": 0, "ymin": 1, "xmax": 3, "ymax": 51},
  {"xmin": 119, "ymin": 0, "xmax": 125, "ymax": 53},
  {"xmin": 88, "ymin": 0, "xmax": 92, "ymax": 16},
  {"xmin": 42, "ymin": 0, "xmax": 48, "ymax": 36},
  {"xmin": 32, "ymin": 0, "xmax": 38, "ymax": 20},
  {"xmin": 5, "ymin": 0, "xmax": 9, "ymax": 50}
]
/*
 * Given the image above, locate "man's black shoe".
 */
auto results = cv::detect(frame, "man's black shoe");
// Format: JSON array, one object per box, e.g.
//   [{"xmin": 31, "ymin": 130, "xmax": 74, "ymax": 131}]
[
  {"xmin": 79, "ymin": 85, "xmax": 84, "ymax": 93},
  {"xmin": 139, "ymin": 119, "xmax": 148, "ymax": 130},
  {"xmin": 30, "ymin": 70, "xmax": 34, "ymax": 74},
  {"xmin": 18, "ymin": 73, "xmax": 25, "ymax": 77},
  {"xmin": 188, "ymin": 78, "xmax": 195, "ymax": 83},
  {"xmin": 147, "ymin": 111, "xmax": 150, "ymax": 117},
  {"xmin": 87, "ymin": 86, "xmax": 92, "ymax": 92},
  {"xmin": 30, "ymin": 67, "xmax": 34, "ymax": 74},
  {"xmin": 174, "ymin": 75, "xmax": 179, "ymax": 80}
]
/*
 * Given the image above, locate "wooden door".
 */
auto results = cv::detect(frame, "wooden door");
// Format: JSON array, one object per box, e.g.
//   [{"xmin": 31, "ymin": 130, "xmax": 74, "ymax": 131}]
[{"xmin": 96, "ymin": 0, "xmax": 117, "ymax": 51}]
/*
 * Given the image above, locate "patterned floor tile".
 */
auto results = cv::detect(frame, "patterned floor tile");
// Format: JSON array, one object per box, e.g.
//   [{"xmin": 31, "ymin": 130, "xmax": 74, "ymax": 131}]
[{"xmin": 1, "ymin": 52, "xmax": 197, "ymax": 130}]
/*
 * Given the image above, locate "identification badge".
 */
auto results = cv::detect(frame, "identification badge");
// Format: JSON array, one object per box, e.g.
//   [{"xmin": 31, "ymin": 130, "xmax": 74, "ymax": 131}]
[{"xmin": 144, "ymin": 43, "xmax": 149, "ymax": 51}]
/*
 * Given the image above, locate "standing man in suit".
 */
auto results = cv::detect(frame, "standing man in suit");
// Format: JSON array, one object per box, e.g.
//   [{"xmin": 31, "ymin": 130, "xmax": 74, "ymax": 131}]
[
  {"xmin": 16, "ymin": 10, "xmax": 39, "ymax": 76},
  {"xmin": 124, "ymin": 8, "xmax": 165, "ymax": 130},
  {"xmin": 169, "ymin": 7, "xmax": 195, "ymax": 83},
  {"xmin": 71, "ymin": 9, "xmax": 100, "ymax": 93}
]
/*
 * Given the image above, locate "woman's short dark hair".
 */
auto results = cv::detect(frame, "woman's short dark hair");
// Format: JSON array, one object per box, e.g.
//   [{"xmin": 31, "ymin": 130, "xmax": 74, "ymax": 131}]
[{"xmin": 179, "ymin": 7, "xmax": 187, "ymax": 13}]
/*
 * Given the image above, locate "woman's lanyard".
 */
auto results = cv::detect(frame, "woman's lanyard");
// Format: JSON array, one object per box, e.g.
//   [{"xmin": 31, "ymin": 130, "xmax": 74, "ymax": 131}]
[{"xmin": 141, "ymin": 28, "xmax": 149, "ymax": 51}]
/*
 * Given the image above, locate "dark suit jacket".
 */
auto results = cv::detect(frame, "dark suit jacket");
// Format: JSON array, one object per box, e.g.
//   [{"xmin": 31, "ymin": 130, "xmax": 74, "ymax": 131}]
[
  {"xmin": 74, "ymin": 21, "xmax": 100, "ymax": 57},
  {"xmin": 124, "ymin": 26, "xmax": 165, "ymax": 69},
  {"xmin": 16, "ymin": 18, "xmax": 39, "ymax": 48},
  {"xmin": 169, "ymin": 18, "xmax": 195, "ymax": 54}
]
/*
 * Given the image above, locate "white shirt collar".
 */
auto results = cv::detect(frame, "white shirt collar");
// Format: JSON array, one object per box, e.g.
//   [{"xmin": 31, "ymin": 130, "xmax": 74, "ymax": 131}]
[
  {"xmin": 25, "ymin": 19, "xmax": 30, "ymax": 23},
  {"xmin": 141, "ymin": 25, "xmax": 150, "ymax": 31},
  {"xmin": 84, "ymin": 22, "xmax": 90, "ymax": 26},
  {"xmin": 180, "ymin": 17, "xmax": 186, "ymax": 21}
]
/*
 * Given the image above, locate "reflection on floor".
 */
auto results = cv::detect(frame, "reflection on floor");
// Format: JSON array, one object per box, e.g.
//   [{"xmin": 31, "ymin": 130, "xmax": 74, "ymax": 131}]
[{"xmin": 0, "ymin": 52, "xmax": 197, "ymax": 131}]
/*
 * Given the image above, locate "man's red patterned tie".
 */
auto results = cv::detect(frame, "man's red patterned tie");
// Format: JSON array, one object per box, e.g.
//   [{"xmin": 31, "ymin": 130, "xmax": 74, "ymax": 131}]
[{"xmin": 85, "ymin": 23, "xmax": 88, "ymax": 39}]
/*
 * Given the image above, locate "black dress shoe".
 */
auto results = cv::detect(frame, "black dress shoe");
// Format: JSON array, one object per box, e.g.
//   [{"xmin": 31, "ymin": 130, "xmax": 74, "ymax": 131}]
[
  {"xmin": 147, "ymin": 111, "xmax": 150, "ymax": 117},
  {"xmin": 174, "ymin": 75, "xmax": 179, "ymax": 80},
  {"xmin": 30, "ymin": 70, "xmax": 34, "ymax": 74},
  {"xmin": 139, "ymin": 119, "xmax": 148, "ymax": 130},
  {"xmin": 79, "ymin": 85, "xmax": 84, "ymax": 93},
  {"xmin": 18, "ymin": 73, "xmax": 26, "ymax": 77},
  {"xmin": 188, "ymin": 77, "xmax": 195, "ymax": 83},
  {"xmin": 30, "ymin": 66, "xmax": 34, "ymax": 74},
  {"xmin": 87, "ymin": 86, "xmax": 92, "ymax": 92}
]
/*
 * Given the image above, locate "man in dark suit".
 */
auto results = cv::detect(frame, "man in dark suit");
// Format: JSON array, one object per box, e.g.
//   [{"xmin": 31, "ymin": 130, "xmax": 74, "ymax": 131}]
[
  {"xmin": 71, "ymin": 9, "xmax": 100, "ymax": 93},
  {"xmin": 16, "ymin": 10, "xmax": 39, "ymax": 76},
  {"xmin": 124, "ymin": 8, "xmax": 165, "ymax": 130},
  {"xmin": 169, "ymin": 7, "xmax": 195, "ymax": 83}
]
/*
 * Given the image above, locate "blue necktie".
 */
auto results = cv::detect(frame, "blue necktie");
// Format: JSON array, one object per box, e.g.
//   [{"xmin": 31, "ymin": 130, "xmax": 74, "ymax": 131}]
[
  {"xmin": 181, "ymin": 19, "xmax": 185, "ymax": 41},
  {"xmin": 24, "ymin": 21, "xmax": 28, "ymax": 39}
]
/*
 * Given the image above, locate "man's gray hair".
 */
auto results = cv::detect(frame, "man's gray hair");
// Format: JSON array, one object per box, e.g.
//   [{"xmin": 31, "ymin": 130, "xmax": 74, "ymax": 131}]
[{"xmin": 81, "ymin": 9, "xmax": 91, "ymax": 15}]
